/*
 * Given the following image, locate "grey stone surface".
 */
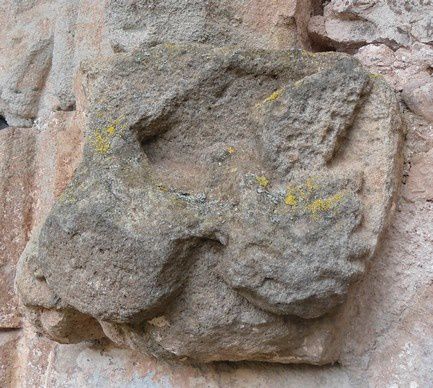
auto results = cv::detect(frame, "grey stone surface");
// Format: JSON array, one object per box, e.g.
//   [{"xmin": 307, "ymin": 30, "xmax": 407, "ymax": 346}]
[
  {"xmin": 16, "ymin": 43, "xmax": 403, "ymax": 363},
  {"xmin": 0, "ymin": 0, "xmax": 310, "ymax": 128},
  {"xmin": 105, "ymin": 0, "xmax": 310, "ymax": 53},
  {"xmin": 309, "ymin": 0, "xmax": 433, "ymax": 52},
  {"xmin": 16, "ymin": 229, "xmax": 105, "ymax": 344}
]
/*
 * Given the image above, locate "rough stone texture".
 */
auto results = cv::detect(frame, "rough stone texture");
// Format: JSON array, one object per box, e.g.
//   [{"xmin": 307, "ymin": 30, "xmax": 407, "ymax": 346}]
[
  {"xmin": 0, "ymin": 0, "xmax": 111, "ymax": 127},
  {"xmin": 339, "ymin": 180, "xmax": 433, "ymax": 386},
  {"xmin": 16, "ymin": 230, "xmax": 105, "ymax": 345},
  {"xmin": 0, "ymin": 1, "xmax": 53, "ymax": 127},
  {"xmin": 0, "ymin": 93, "xmax": 83, "ymax": 385},
  {"xmin": 0, "ymin": 0, "xmax": 309, "ymax": 129},
  {"xmin": 354, "ymin": 43, "xmax": 433, "ymax": 90},
  {"xmin": 405, "ymin": 148, "xmax": 433, "ymax": 202},
  {"xmin": 0, "ymin": 128, "xmax": 36, "ymax": 328},
  {"xmin": 13, "ymin": 326, "xmax": 355, "ymax": 388},
  {"xmin": 309, "ymin": 1, "xmax": 433, "ymax": 125},
  {"xmin": 14, "ymin": 43, "xmax": 402, "ymax": 364},
  {"xmin": 309, "ymin": 0, "xmax": 433, "ymax": 52},
  {"xmin": 0, "ymin": 330, "xmax": 20, "ymax": 387},
  {"xmin": 31, "ymin": 111, "xmax": 84, "ymax": 228},
  {"xmin": 305, "ymin": 3, "xmax": 433, "ymax": 383},
  {"xmin": 1, "ymin": 0, "xmax": 433, "ymax": 386},
  {"xmin": 0, "ymin": 113, "xmax": 83, "ymax": 329},
  {"xmin": 402, "ymin": 76, "xmax": 433, "ymax": 123},
  {"xmin": 105, "ymin": 0, "xmax": 312, "ymax": 53}
]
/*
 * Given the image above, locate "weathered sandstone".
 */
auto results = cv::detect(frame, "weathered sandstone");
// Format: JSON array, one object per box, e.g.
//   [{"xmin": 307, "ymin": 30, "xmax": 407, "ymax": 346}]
[
  {"xmin": 1, "ymin": 0, "xmax": 432, "ymax": 386},
  {"xmin": 15, "ymin": 43, "xmax": 403, "ymax": 363}
]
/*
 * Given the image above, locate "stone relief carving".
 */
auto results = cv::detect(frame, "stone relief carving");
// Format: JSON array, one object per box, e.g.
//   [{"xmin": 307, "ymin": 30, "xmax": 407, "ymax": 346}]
[{"xmin": 16, "ymin": 43, "xmax": 403, "ymax": 364}]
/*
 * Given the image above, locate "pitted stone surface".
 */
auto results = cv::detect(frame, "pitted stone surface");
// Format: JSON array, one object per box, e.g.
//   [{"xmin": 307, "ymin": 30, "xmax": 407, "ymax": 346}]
[
  {"xmin": 16, "ymin": 44, "xmax": 402, "ymax": 363},
  {"xmin": 308, "ymin": 0, "xmax": 433, "ymax": 52}
]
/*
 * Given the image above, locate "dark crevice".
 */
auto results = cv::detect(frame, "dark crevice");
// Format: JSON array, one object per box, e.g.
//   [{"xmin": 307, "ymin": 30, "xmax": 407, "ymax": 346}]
[
  {"xmin": 311, "ymin": 0, "xmax": 330, "ymax": 16},
  {"xmin": 55, "ymin": 101, "xmax": 76, "ymax": 112},
  {"xmin": 0, "ymin": 116, "xmax": 9, "ymax": 130},
  {"xmin": 309, "ymin": 1, "xmax": 337, "ymax": 53},
  {"xmin": 310, "ymin": 40, "xmax": 337, "ymax": 53}
]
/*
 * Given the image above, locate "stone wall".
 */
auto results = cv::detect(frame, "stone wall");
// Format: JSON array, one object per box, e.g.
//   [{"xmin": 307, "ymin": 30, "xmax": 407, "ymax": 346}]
[{"xmin": 1, "ymin": 1, "xmax": 432, "ymax": 386}]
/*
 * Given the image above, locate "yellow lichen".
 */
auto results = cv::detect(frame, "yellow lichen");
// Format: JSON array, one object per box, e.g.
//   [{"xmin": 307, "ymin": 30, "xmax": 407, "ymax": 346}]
[
  {"xmin": 369, "ymin": 73, "xmax": 383, "ymax": 79},
  {"xmin": 164, "ymin": 42, "xmax": 177, "ymax": 51},
  {"xmin": 263, "ymin": 88, "xmax": 284, "ymax": 103},
  {"xmin": 106, "ymin": 125, "xmax": 116, "ymax": 135},
  {"xmin": 256, "ymin": 176, "xmax": 270, "ymax": 188},
  {"xmin": 227, "ymin": 146, "xmax": 236, "ymax": 154},
  {"xmin": 93, "ymin": 130, "xmax": 112, "ymax": 154},
  {"xmin": 307, "ymin": 192, "xmax": 344, "ymax": 215},
  {"xmin": 285, "ymin": 193, "xmax": 297, "ymax": 206},
  {"xmin": 283, "ymin": 177, "xmax": 345, "ymax": 218},
  {"xmin": 90, "ymin": 116, "xmax": 126, "ymax": 155}
]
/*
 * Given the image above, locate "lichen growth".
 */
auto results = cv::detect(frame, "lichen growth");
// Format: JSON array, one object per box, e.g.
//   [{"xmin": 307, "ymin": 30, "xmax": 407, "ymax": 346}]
[
  {"xmin": 58, "ymin": 191, "xmax": 77, "ymax": 205},
  {"xmin": 92, "ymin": 129, "xmax": 112, "ymax": 154},
  {"xmin": 284, "ymin": 193, "xmax": 298, "ymax": 206},
  {"xmin": 287, "ymin": 49, "xmax": 318, "ymax": 64},
  {"xmin": 164, "ymin": 42, "xmax": 177, "ymax": 52},
  {"xmin": 90, "ymin": 116, "xmax": 126, "ymax": 155},
  {"xmin": 307, "ymin": 192, "xmax": 344, "ymax": 215},
  {"xmin": 227, "ymin": 146, "xmax": 236, "ymax": 154},
  {"xmin": 263, "ymin": 88, "xmax": 284, "ymax": 103},
  {"xmin": 256, "ymin": 176, "xmax": 270, "ymax": 188},
  {"xmin": 369, "ymin": 73, "xmax": 383, "ymax": 79},
  {"xmin": 283, "ymin": 177, "xmax": 346, "ymax": 218},
  {"xmin": 106, "ymin": 125, "xmax": 116, "ymax": 135}
]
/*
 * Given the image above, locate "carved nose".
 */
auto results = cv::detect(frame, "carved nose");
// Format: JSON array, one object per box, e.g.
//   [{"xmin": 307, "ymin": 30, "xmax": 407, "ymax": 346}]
[{"xmin": 35, "ymin": 136, "xmax": 230, "ymax": 324}]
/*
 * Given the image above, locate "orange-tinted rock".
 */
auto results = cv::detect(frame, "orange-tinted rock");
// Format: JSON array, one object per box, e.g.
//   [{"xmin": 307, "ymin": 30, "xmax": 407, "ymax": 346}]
[
  {"xmin": 13, "ymin": 325, "xmax": 54, "ymax": 388},
  {"xmin": 367, "ymin": 283, "xmax": 433, "ymax": 386},
  {"xmin": 0, "ymin": 128, "xmax": 37, "ymax": 328},
  {"xmin": 402, "ymin": 76, "xmax": 433, "ymax": 123},
  {"xmin": 405, "ymin": 148, "xmax": 433, "ymax": 202},
  {"xmin": 240, "ymin": 0, "xmax": 312, "ymax": 49},
  {"xmin": 15, "ymin": 326, "xmax": 352, "ymax": 387},
  {"xmin": 0, "ymin": 329, "xmax": 21, "ymax": 387},
  {"xmin": 31, "ymin": 111, "xmax": 84, "ymax": 229},
  {"xmin": 1, "ymin": 0, "xmax": 433, "ymax": 385},
  {"xmin": 0, "ymin": 112, "xmax": 83, "ymax": 329}
]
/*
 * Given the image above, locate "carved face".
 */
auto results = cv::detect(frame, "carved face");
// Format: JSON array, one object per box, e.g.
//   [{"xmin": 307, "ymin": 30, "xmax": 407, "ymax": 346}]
[{"xmin": 17, "ymin": 44, "xmax": 402, "ymax": 363}]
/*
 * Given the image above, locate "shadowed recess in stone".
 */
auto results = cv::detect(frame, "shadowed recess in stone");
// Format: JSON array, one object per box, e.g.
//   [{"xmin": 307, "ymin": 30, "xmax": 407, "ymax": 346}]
[
  {"xmin": 0, "ymin": 116, "xmax": 9, "ymax": 130},
  {"xmin": 16, "ymin": 43, "xmax": 403, "ymax": 364}
]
